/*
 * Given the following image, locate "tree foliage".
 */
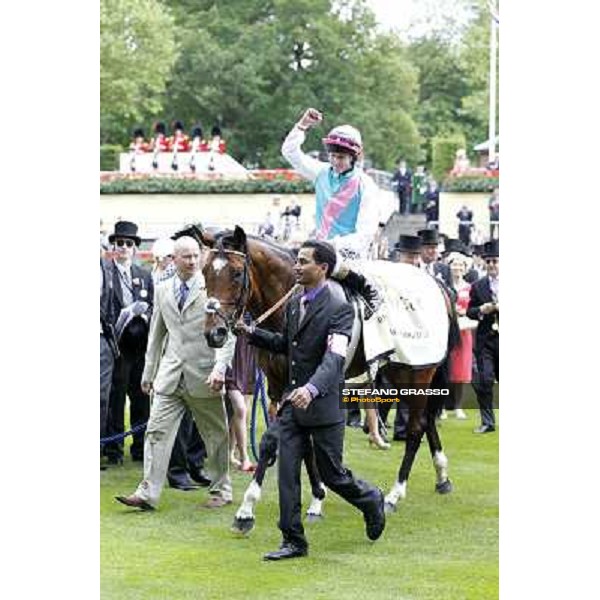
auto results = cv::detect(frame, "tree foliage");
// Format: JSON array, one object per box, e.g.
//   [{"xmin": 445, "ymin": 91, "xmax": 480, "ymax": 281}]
[
  {"xmin": 100, "ymin": 0, "xmax": 178, "ymax": 143},
  {"xmin": 100, "ymin": 0, "xmax": 498, "ymax": 171}
]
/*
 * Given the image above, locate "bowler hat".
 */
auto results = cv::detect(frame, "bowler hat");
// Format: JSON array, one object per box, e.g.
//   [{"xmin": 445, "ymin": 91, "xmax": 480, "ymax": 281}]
[
  {"xmin": 108, "ymin": 221, "xmax": 141, "ymax": 246},
  {"xmin": 395, "ymin": 235, "xmax": 422, "ymax": 253},
  {"xmin": 482, "ymin": 239, "xmax": 499, "ymax": 258},
  {"xmin": 418, "ymin": 229, "xmax": 439, "ymax": 246}
]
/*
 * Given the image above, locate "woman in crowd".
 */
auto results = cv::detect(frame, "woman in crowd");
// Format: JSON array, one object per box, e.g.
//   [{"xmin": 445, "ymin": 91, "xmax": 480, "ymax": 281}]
[
  {"xmin": 446, "ymin": 252, "xmax": 477, "ymax": 419},
  {"xmin": 225, "ymin": 328, "xmax": 257, "ymax": 473},
  {"xmin": 150, "ymin": 238, "xmax": 176, "ymax": 285}
]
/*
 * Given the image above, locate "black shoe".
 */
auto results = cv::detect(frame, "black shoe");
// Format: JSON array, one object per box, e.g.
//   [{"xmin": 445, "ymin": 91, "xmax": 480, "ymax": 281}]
[
  {"xmin": 131, "ymin": 455, "xmax": 144, "ymax": 463},
  {"xmin": 263, "ymin": 542, "xmax": 308, "ymax": 561},
  {"xmin": 364, "ymin": 489, "xmax": 386, "ymax": 541},
  {"xmin": 392, "ymin": 431, "xmax": 406, "ymax": 442},
  {"xmin": 473, "ymin": 425, "xmax": 496, "ymax": 434},
  {"xmin": 168, "ymin": 475, "xmax": 200, "ymax": 491},
  {"xmin": 347, "ymin": 419, "xmax": 362, "ymax": 428},
  {"xmin": 189, "ymin": 468, "xmax": 212, "ymax": 487}
]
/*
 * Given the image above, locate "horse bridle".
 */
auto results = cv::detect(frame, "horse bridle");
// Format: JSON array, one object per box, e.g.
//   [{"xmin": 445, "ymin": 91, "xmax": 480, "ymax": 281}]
[
  {"xmin": 205, "ymin": 245, "xmax": 252, "ymax": 331},
  {"xmin": 205, "ymin": 243, "xmax": 301, "ymax": 332}
]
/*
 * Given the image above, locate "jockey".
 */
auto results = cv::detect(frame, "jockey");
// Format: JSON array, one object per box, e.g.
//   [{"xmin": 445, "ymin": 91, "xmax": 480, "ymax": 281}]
[{"xmin": 281, "ymin": 107, "xmax": 382, "ymax": 315}]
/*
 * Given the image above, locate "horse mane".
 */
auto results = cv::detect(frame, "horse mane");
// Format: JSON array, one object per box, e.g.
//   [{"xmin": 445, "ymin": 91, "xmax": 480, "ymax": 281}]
[{"xmin": 215, "ymin": 229, "xmax": 296, "ymax": 265}]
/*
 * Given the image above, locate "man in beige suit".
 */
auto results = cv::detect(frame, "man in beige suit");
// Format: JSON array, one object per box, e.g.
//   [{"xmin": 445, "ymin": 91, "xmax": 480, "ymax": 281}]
[{"xmin": 116, "ymin": 236, "xmax": 235, "ymax": 510}]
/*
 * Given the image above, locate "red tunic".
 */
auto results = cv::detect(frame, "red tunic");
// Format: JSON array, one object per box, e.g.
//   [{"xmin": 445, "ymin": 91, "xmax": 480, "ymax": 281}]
[
  {"xmin": 129, "ymin": 140, "xmax": 150, "ymax": 153},
  {"xmin": 170, "ymin": 133, "xmax": 190, "ymax": 152},
  {"xmin": 151, "ymin": 134, "xmax": 170, "ymax": 152}
]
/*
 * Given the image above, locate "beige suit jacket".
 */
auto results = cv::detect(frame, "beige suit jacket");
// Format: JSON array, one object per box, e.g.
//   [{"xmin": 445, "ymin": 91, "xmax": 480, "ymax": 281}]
[{"xmin": 142, "ymin": 272, "xmax": 235, "ymax": 398}]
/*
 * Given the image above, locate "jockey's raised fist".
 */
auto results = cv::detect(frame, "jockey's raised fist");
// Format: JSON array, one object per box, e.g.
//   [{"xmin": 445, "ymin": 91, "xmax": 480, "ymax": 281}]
[{"xmin": 298, "ymin": 108, "xmax": 323, "ymax": 130}]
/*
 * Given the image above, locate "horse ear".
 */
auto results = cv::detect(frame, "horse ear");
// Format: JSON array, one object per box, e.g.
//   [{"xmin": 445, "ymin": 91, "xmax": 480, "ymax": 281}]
[
  {"xmin": 233, "ymin": 225, "xmax": 247, "ymax": 251},
  {"xmin": 172, "ymin": 222, "xmax": 215, "ymax": 248}
]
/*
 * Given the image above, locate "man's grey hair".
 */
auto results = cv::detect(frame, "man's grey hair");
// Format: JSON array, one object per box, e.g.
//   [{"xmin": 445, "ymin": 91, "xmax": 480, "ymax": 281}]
[{"xmin": 173, "ymin": 236, "xmax": 201, "ymax": 254}]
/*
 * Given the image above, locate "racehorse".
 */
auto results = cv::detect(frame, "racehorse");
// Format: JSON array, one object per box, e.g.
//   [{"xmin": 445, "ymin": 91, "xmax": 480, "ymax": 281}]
[{"xmin": 188, "ymin": 224, "xmax": 457, "ymax": 530}]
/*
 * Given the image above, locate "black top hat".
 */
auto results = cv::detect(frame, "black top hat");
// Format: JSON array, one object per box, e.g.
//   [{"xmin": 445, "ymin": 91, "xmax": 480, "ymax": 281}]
[
  {"xmin": 191, "ymin": 124, "xmax": 203, "ymax": 139},
  {"xmin": 395, "ymin": 235, "xmax": 422, "ymax": 253},
  {"xmin": 444, "ymin": 238, "xmax": 470, "ymax": 256},
  {"xmin": 108, "ymin": 221, "xmax": 141, "ymax": 246},
  {"xmin": 482, "ymin": 239, "xmax": 499, "ymax": 258},
  {"xmin": 472, "ymin": 244, "xmax": 485, "ymax": 256},
  {"xmin": 154, "ymin": 121, "xmax": 166, "ymax": 135},
  {"xmin": 418, "ymin": 229, "xmax": 439, "ymax": 246},
  {"xmin": 133, "ymin": 128, "xmax": 145, "ymax": 138},
  {"xmin": 211, "ymin": 125, "xmax": 222, "ymax": 137},
  {"xmin": 172, "ymin": 120, "xmax": 184, "ymax": 132}
]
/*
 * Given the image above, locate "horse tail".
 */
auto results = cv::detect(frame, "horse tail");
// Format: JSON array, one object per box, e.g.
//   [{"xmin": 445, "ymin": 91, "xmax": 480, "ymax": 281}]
[
  {"xmin": 446, "ymin": 289, "xmax": 461, "ymax": 353},
  {"xmin": 434, "ymin": 279, "xmax": 461, "ymax": 354}
]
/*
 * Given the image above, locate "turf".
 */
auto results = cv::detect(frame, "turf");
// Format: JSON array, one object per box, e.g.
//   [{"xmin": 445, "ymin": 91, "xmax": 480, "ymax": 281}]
[{"xmin": 101, "ymin": 409, "xmax": 498, "ymax": 600}]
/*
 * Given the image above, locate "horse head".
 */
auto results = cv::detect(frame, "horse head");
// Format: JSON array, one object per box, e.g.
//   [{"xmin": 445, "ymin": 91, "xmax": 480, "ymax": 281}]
[{"xmin": 203, "ymin": 225, "xmax": 251, "ymax": 347}]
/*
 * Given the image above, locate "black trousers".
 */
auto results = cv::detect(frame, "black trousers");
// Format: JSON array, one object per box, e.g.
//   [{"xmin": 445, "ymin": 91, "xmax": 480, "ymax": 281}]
[
  {"xmin": 168, "ymin": 407, "xmax": 207, "ymax": 479},
  {"xmin": 458, "ymin": 225, "xmax": 471, "ymax": 246},
  {"xmin": 398, "ymin": 191, "xmax": 410, "ymax": 215},
  {"xmin": 278, "ymin": 406, "xmax": 380, "ymax": 549},
  {"xmin": 104, "ymin": 350, "xmax": 150, "ymax": 460},
  {"xmin": 474, "ymin": 335, "xmax": 499, "ymax": 427},
  {"xmin": 100, "ymin": 335, "xmax": 114, "ymax": 440}
]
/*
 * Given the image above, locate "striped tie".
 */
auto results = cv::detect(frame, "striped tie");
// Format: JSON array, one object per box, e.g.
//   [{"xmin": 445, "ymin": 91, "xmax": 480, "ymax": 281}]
[{"xmin": 178, "ymin": 281, "xmax": 189, "ymax": 311}]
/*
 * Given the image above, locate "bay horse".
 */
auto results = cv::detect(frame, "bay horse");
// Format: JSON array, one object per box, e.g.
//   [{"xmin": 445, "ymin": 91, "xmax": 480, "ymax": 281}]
[{"xmin": 190, "ymin": 224, "xmax": 457, "ymax": 530}]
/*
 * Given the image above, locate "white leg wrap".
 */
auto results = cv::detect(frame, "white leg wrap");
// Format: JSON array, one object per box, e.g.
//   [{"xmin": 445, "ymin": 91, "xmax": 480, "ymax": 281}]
[
  {"xmin": 385, "ymin": 481, "xmax": 407, "ymax": 506},
  {"xmin": 235, "ymin": 480, "xmax": 261, "ymax": 519},
  {"xmin": 307, "ymin": 483, "xmax": 327, "ymax": 516},
  {"xmin": 433, "ymin": 451, "xmax": 449, "ymax": 484},
  {"xmin": 307, "ymin": 497, "xmax": 323, "ymax": 516}
]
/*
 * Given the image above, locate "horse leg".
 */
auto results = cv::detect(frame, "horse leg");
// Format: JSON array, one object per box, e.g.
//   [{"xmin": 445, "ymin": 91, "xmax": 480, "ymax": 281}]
[
  {"xmin": 424, "ymin": 396, "xmax": 453, "ymax": 494},
  {"xmin": 304, "ymin": 436, "xmax": 327, "ymax": 521},
  {"xmin": 231, "ymin": 420, "xmax": 280, "ymax": 535},
  {"xmin": 384, "ymin": 406, "xmax": 426, "ymax": 513}
]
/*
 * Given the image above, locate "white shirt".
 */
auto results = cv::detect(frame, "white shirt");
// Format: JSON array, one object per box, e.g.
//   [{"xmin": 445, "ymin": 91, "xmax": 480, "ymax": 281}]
[
  {"xmin": 281, "ymin": 125, "xmax": 382, "ymax": 258},
  {"xmin": 489, "ymin": 276, "xmax": 499, "ymax": 301},
  {"xmin": 114, "ymin": 260, "xmax": 134, "ymax": 306}
]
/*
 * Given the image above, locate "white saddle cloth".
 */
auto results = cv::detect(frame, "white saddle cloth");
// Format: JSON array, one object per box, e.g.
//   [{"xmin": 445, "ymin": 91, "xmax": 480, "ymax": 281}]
[{"xmin": 356, "ymin": 261, "xmax": 449, "ymax": 367}]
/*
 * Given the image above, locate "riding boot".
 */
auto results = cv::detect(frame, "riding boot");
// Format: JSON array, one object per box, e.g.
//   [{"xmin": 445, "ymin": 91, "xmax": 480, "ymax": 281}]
[{"xmin": 335, "ymin": 268, "xmax": 381, "ymax": 320}]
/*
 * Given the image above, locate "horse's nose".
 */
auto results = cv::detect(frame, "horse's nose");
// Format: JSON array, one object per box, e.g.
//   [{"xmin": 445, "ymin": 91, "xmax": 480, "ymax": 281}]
[
  {"xmin": 205, "ymin": 327, "xmax": 228, "ymax": 348},
  {"xmin": 205, "ymin": 297, "xmax": 221, "ymax": 314}
]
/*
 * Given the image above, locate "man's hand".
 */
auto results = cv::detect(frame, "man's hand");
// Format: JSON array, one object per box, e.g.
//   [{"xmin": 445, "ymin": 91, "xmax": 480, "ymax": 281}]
[
  {"xmin": 268, "ymin": 401, "xmax": 278, "ymax": 422},
  {"xmin": 480, "ymin": 302, "xmax": 498, "ymax": 315},
  {"xmin": 298, "ymin": 108, "xmax": 323, "ymax": 131},
  {"xmin": 206, "ymin": 368, "xmax": 225, "ymax": 392},
  {"xmin": 141, "ymin": 381, "xmax": 153, "ymax": 395},
  {"xmin": 233, "ymin": 319, "xmax": 254, "ymax": 336},
  {"xmin": 289, "ymin": 386, "xmax": 313, "ymax": 410}
]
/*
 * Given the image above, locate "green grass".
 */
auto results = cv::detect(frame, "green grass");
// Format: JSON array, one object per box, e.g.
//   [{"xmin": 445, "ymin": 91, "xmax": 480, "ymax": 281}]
[{"xmin": 101, "ymin": 410, "xmax": 498, "ymax": 600}]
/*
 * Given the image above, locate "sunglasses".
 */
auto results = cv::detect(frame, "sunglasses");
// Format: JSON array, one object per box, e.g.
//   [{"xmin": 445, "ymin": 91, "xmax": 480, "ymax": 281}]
[{"xmin": 115, "ymin": 239, "xmax": 135, "ymax": 248}]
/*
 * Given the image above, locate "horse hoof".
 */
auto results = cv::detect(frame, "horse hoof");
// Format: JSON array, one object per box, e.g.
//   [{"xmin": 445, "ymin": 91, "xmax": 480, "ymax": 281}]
[
  {"xmin": 384, "ymin": 502, "xmax": 397, "ymax": 514},
  {"xmin": 435, "ymin": 479, "xmax": 453, "ymax": 495},
  {"xmin": 306, "ymin": 513, "xmax": 323, "ymax": 523},
  {"xmin": 231, "ymin": 516, "xmax": 255, "ymax": 536}
]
